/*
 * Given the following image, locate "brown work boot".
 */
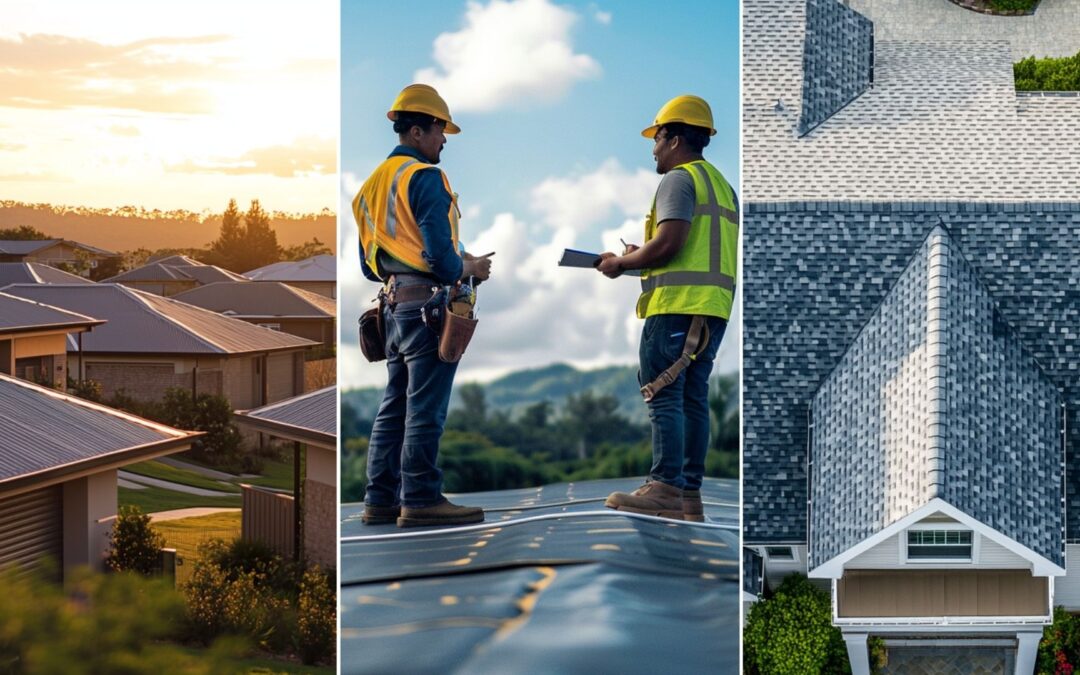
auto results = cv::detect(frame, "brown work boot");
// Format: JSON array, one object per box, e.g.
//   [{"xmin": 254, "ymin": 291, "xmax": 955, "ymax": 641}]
[
  {"xmin": 683, "ymin": 489, "xmax": 705, "ymax": 522},
  {"xmin": 397, "ymin": 498, "xmax": 484, "ymax": 528},
  {"xmin": 362, "ymin": 504, "xmax": 400, "ymax": 525},
  {"xmin": 604, "ymin": 481, "xmax": 683, "ymax": 520}
]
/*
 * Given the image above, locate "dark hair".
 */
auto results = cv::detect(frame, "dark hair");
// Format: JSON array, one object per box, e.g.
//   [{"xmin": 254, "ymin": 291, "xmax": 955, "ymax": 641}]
[
  {"xmin": 660, "ymin": 122, "xmax": 711, "ymax": 153},
  {"xmin": 393, "ymin": 112, "xmax": 440, "ymax": 135}
]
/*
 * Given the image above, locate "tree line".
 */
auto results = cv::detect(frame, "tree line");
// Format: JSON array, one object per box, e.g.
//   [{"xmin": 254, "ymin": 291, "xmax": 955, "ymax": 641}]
[{"xmin": 341, "ymin": 375, "xmax": 739, "ymax": 501}]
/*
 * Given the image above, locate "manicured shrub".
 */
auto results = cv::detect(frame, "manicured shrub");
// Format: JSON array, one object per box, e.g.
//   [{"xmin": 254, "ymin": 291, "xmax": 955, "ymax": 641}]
[
  {"xmin": 105, "ymin": 505, "xmax": 165, "ymax": 576},
  {"xmin": 990, "ymin": 0, "xmax": 1039, "ymax": 11},
  {"xmin": 744, "ymin": 574, "xmax": 851, "ymax": 675},
  {"xmin": 1015, "ymin": 51, "xmax": 1080, "ymax": 91}
]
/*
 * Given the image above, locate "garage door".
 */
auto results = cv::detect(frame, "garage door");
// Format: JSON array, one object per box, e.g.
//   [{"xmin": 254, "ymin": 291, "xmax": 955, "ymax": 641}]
[{"xmin": 0, "ymin": 486, "xmax": 63, "ymax": 580}]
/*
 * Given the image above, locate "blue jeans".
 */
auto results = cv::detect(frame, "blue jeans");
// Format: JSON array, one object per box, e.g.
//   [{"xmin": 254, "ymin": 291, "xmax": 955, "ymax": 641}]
[
  {"xmin": 365, "ymin": 293, "xmax": 458, "ymax": 508},
  {"xmin": 639, "ymin": 314, "xmax": 727, "ymax": 491}
]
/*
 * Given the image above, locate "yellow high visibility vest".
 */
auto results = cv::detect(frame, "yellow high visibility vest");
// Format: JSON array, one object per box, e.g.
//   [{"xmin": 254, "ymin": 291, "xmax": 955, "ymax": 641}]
[
  {"xmin": 636, "ymin": 159, "xmax": 738, "ymax": 319},
  {"xmin": 353, "ymin": 154, "xmax": 460, "ymax": 279}
]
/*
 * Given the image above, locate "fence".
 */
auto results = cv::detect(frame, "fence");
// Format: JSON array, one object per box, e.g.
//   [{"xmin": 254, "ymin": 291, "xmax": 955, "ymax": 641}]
[{"xmin": 241, "ymin": 484, "xmax": 295, "ymax": 560}]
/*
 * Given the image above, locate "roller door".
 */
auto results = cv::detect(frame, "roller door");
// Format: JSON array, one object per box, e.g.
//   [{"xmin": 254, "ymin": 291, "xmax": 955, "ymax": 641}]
[{"xmin": 0, "ymin": 486, "xmax": 63, "ymax": 580}]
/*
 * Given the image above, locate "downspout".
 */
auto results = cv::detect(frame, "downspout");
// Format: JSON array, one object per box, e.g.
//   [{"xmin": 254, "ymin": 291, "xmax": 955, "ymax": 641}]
[{"xmin": 294, "ymin": 440, "xmax": 302, "ymax": 563}]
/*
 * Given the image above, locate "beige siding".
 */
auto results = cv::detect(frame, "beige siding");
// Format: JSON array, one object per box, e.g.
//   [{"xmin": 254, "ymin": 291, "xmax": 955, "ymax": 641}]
[
  {"xmin": 837, "ymin": 570, "xmax": 1048, "ymax": 618},
  {"xmin": 224, "ymin": 356, "xmax": 256, "ymax": 409},
  {"xmin": 266, "ymin": 352, "xmax": 297, "ymax": 403},
  {"xmin": 846, "ymin": 532, "xmax": 1032, "ymax": 570}
]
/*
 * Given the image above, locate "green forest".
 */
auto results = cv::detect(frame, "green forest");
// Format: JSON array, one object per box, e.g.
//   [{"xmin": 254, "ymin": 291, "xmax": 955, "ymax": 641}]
[{"xmin": 341, "ymin": 368, "xmax": 738, "ymax": 502}]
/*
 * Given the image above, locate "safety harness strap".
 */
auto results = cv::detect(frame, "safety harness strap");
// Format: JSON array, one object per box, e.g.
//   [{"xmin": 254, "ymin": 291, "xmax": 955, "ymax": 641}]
[{"xmin": 640, "ymin": 315, "xmax": 709, "ymax": 403}]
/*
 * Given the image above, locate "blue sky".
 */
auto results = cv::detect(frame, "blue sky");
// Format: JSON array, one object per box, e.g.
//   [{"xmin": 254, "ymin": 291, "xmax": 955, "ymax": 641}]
[{"xmin": 340, "ymin": 0, "xmax": 739, "ymax": 388}]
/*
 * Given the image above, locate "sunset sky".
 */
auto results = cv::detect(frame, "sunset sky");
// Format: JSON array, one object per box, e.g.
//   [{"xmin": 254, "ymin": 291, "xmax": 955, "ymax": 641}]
[
  {"xmin": 340, "ymin": 0, "xmax": 740, "ymax": 388},
  {"xmin": 0, "ymin": 0, "xmax": 337, "ymax": 212}
]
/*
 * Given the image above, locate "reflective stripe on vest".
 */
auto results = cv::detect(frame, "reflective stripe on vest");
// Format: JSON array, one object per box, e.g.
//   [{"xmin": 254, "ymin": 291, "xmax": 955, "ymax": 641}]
[
  {"xmin": 637, "ymin": 160, "xmax": 738, "ymax": 319},
  {"xmin": 354, "ymin": 154, "xmax": 460, "ymax": 278}
]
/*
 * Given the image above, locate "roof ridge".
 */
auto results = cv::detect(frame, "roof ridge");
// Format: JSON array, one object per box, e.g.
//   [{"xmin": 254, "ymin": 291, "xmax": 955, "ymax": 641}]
[
  {"xmin": 120, "ymin": 285, "xmax": 228, "ymax": 353},
  {"xmin": 246, "ymin": 385, "xmax": 334, "ymax": 416}
]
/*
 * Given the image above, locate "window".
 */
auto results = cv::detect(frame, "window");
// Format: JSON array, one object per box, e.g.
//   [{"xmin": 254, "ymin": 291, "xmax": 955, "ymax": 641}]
[
  {"xmin": 258, "ymin": 323, "xmax": 282, "ymax": 331},
  {"xmin": 765, "ymin": 546, "xmax": 795, "ymax": 561},
  {"xmin": 907, "ymin": 530, "xmax": 972, "ymax": 560}
]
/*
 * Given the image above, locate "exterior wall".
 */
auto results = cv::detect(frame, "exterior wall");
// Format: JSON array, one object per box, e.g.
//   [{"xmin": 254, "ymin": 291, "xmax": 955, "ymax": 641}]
[
  {"xmin": 62, "ymin": 470, "xmax": 117, "ymax": 574},
  {"xmin": 13, "ymin": 334, "xmax": 67, "ymax": 387},
  {"xmin": 846, "ymin": 531, "xmax": 1031, "ymax": 570},
  {"xmin": 743, "ymin": 203, "xmax": 1080, "ymax": 546},
  {"xmin": 1056, "ymin": 544, "xmax": 1080, "ymax": 611},
  {"xmin": 837, "ymin": 569, "xmax": 1048, "ymax": 618},
  {"xmin": 306, "ymin": 446, "xmax": 335, "ymax": 485},
  {"xmin": 81, "ymin": 358, "xmax": 224, "ymax": 402},
  {"xmin": 799, "ymin": 0, "xmax": 874, "ymax": 135},
  {"xmin": 224, "ymin": 355, "xmax": 257, "ymax": 409},
  {"xmin": 304, "ymin": 477, "xmax": 335, "ymax": 570}
]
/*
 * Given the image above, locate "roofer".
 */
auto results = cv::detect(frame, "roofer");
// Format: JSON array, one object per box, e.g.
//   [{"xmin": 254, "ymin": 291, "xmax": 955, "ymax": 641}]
[
  {"xmin": 597, "ymin": 95, "xmax": 738, "ymax": 522},
  {"xmin": 354, "ymin": 84, "xmax": 491, "ymax": 527}
]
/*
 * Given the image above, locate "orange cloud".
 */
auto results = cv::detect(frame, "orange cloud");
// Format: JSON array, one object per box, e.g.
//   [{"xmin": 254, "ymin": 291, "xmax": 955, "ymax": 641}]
[
  {"xmin": 0, "ymin": 33, "xmax": 232, "ymax": 114},
  {"xmin": 170, "ymin": 136, "xmax": 335, "ymax": 177},
  {"xmin": 108, "ymin": 124, "xmax": 141, "ymax": 137}
]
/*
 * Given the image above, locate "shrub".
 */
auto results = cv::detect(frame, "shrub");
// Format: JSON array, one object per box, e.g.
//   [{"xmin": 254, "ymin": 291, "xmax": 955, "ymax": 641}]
[
  {"xmin": 67, "ymin": 377, "xmax": 103, "ymax": 402},
  {"xmin": 1038, "ymin": 607, "xmax": 1080, "ymax": 674},
  {"xmin": 105, "ymin": 505, "xmax": 165, "ymax": 576},
  {"xmin": 990, "ymin": 0, "xmax": 1039, "ymax": 11},
  {"xmin": 1015, "ymin": 51, "xmax": 1080, "ymax": 91},
  {"xmin": 297, "ymin": 566, "xmax": 336, "ymax": 665},
  {"xmin": 744, "ymin": 574, "xmax": 851, "ymax": 675}
]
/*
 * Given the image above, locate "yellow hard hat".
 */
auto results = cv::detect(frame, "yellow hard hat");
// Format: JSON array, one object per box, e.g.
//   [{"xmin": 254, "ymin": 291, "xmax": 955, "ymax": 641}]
[
  {"xmin": 388, "ymin": 84, "xmax": 461, "ymax": 134},
  {"xmin": 641, "ymin": 94, "xmax": 716, "ymax": 139}
]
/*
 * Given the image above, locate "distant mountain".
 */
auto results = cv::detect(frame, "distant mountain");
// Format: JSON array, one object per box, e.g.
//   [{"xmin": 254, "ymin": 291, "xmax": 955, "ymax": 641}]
[
  {"xmin": 0, "ymin": 201, "xmax": 335, "ymax": 252},
  {"xmin": 343, "ymin": 362, "xmax": 738, "ymax": 426}
]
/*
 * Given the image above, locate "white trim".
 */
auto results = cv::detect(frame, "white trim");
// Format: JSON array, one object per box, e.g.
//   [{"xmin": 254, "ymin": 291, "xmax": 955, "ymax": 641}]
[{"xmin": 810, "ymin": 498, "xmax": 1065, "ymax": 578}]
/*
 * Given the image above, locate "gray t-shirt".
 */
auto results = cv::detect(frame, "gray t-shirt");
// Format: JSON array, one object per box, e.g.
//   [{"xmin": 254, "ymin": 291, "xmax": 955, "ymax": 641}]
[{"xmin": 654, "ymin": 168, "xmax": 696, "ymax": 224}]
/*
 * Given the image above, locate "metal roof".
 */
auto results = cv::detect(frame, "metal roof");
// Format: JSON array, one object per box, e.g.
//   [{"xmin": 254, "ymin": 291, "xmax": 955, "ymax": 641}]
[
  {"xmin": 235, "ymin": 386, "xmax": 335, "ymax": 447},
  {"xmin": 0, "ymin": 374, "xmax": 196, "ymax": 487},
  {"xmin": 0, "ymin": 239, "xmax": 116, "ymax": 257},
  {"xmin": 0, "ymin": 292, "xmax": 103, "ymax": 334},
  {"xmin": 341, "ymin": 477, "xmax": 738, "ymax": 674},
  {"xmin": 3, "ymin": 284, "xmax": 315, "ymax": 355},
  {"xmin": 743, "ymin": 0, "xmax": 1080, "ymax": 202},
  {"xmin": 0, "ymin": 263, "xmax": 94, "ymax": 286},
  {"xmin": 105, "ymin": 260, "xmax": 248, "ymax": 284},
  {"xmin": 246, "ymin": 255, "xmax": 335, "ymax": 282},
  {"xmin": 174, "ymin": 282, "xmax": 336, "ymax": 318}
]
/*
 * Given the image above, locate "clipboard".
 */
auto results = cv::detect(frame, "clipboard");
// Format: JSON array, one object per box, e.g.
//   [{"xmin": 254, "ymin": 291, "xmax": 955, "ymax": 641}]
[{"xmin": 558, "ymin": 248, "xmax": 642, "ymax": 276}]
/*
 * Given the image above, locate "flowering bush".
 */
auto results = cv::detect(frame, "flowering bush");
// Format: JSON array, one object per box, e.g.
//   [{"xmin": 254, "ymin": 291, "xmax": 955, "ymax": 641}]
[
  {"xmin": 1039, "ymin": 607, "xmax": 1080, "ymax": 675},
  {"xmin": 297, "ymin": 566, "xmax": 336, "ymax": 665}
]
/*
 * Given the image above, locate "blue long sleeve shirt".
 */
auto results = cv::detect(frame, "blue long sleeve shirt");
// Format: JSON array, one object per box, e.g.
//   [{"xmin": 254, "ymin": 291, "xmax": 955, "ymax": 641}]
[{"xmin": 360, "ymin": 145, "xmax": 464, "ymax": 284}]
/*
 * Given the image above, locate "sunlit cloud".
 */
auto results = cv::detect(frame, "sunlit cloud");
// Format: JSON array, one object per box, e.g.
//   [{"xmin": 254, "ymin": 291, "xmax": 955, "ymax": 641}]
[
  {"xmin": 0, "ymin": 168, "xmax": 72, "ymax": 182},
  {"xmin": 170, "ymin": 136, "xmax": 335, "ymax": 177},
  {"xmin": 0, "ymin": 142, "xmax": 26, "ymax": 151},
  {"xmin": 529, "ymin": 158, "xmax": 658, "ymax": 233},
  {"xmin": 108, "ymin": 124, "xmax": 140, "ymax": 137},
  {"xmin": 414, "ymin": 0, "xmax": 601, "ymax": 113},
  {"xmin": 0, "ymin": 33, "xmax": 231, "ymax": 114}
]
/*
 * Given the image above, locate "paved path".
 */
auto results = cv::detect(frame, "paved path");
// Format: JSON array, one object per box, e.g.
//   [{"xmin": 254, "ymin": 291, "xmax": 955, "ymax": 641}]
[
  {"xmin": 851, "ymin": 0, "xmax": 1080, "ymax": 58},
  {"xmin": 148, "ymin": 507, "xmax": 241, "ymax": 522},
  {"xmin": 881, "ymin": 646, "xmax": 1013, "ymax": 674},
  {"xmin": 118, "ymin": 471, "xmax": 237, "ymax": 497},
  {"xmin": 157, "ymin": 456, "xmax": 238, "ymax": 481},
  {"xmin": 118, "ymin": 478, "xmax": 147, "ymax": 489}
]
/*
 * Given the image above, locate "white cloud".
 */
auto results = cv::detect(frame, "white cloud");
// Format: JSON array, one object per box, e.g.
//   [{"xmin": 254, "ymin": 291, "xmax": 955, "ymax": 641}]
[
  {"xmin": 530, "ymin": 158, "xmax": 658, "ymax": 234},
  {"xmin": 593, "ymin": 9, "xmax": 612, "ymax": 25},
  {"xmin": 414, "ymin": 0, "xmax": 601, "ymax": 113}
]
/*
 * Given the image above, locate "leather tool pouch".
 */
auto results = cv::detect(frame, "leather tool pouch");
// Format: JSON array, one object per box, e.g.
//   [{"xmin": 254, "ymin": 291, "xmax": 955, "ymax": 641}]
[
  {"xmin": 438, "ymin": 308, "xmax": 478, "ymax": 363},
  {"xmin": 358, "ymin": 299, "xmax": 386, "ymax": 362}
]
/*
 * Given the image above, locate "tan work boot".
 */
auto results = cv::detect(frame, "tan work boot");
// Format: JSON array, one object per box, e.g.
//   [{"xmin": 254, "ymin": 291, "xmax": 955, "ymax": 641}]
[
  {"xmin": 604, "ymin": 481, "xmax": 683, "ymax": 520},
  {"xmin": 683, "ymin": 489, "xmax": 705, "ymax": 522},
  {"xmin": 397, "ymin": 498, "xmax": 484, "ymax": 528},
  {"xmin": 362, "ymin": 504, "xmax": 400, "ymax": 525}
]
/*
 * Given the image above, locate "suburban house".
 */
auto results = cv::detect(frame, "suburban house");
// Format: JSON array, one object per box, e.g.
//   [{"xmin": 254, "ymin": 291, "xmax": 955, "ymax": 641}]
[
  {"xmin": 0, "ymin": 239, "xmax": 119, "ymax": 275},
  {"xmin": 2, "ymin": 283, "xmax": 317, "ymax": 410},
  {"xmin": 246, "ymin": 254, "xmax": 336, "ymax": 299},
  {"xmin": 743, "ymin": 0, "xmax": 1080, "ymax": 672},
  {"xmin": 0, "ymin": 262, "xmax": 95, "ymax": 286},
  {"xmin": 104, "ymin": 254, "xmax": 249, "ymax": 297},
  {"xmin": 0, "ymin": 292, "xmax": 104, "ymax": 388},
  {"xmin": 234, "ymin": 386, "xmax": 335, "ymax": 570},
  {"xmin": 174, "ymin": 281, "xmax": 336, "ymax": 347},
  {"xmin": 0, "ymin": 374, "xmax": 200, "ymax": 580}
]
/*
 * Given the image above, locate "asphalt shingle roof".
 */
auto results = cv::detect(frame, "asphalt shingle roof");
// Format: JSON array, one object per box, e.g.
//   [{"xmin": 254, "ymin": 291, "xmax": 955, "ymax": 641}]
[
  {"xmin": 173, "ymin": 282, "xmax": 336, "ymax": 318},
  {"xmin": 0, "ymin": 374, "xmax": 194, "ymax": 483},
  {"xmin": 2, "ymin": 284, "xmax": 315, "ymax": 355}
]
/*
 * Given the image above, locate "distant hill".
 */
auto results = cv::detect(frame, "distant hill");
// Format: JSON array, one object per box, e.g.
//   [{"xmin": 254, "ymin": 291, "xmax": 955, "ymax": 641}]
[
  {"xmin": 343, "ymin": 362, "xmax": 738, "ymax": 426},
  {"xmin": 0, "ymin": 201, "xmax": 335, "ymax": 253}
]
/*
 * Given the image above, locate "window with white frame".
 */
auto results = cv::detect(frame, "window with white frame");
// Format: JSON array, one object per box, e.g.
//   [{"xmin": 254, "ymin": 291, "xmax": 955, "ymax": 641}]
[{"xmin": 906, "ymin": 529, "xmax": 972, "ymax": 561}]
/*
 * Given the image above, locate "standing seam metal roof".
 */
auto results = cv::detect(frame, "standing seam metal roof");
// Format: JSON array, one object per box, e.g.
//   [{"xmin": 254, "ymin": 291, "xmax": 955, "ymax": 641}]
[
  {"xmin": 0, "ymin": 263, "xmax": 95, "ymax": 286},
  {"xmin": 245, "ymin": 255, "xmax": 335, "ymax": 282},
  {"xmin": 0, "ymin": 292, "xmax": 102, "ymax": 333},
  {"xmin": 238, "ymin": 386, "xmax": 336, "ymax": 438},
  {"xmin": 173, "ymin": 281, "xmax": 336, "ymax": 318}
]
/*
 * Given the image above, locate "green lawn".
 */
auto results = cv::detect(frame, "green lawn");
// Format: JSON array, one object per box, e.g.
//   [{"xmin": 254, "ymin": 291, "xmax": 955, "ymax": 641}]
[
  {"xmin": 155, "ymin": 512, "xmax": 241, "ymax": 584},
  {"xmin": 126, "ymin": 460, "xmax": 241, "ymax": 494},
  {"xmin": 175, "ymin": 646, "xmax": 334, "ymax": 674},
  {"xmin": 239, "ymin": 457, "xmax": 298, "ymax": 492},
  {"xmin": 119, "ymin": 487, "xmax": 241, "ymax": 514}
]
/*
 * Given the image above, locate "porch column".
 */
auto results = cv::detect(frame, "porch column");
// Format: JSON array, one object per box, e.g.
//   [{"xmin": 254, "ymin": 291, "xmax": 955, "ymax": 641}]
[
  {"xmin": 1016, "ymin": 631, "xmax": 1042, "ymax": 675},
  {"xmin": 842, "ymin": 632, "xmax": 871, "ymax": 675}
]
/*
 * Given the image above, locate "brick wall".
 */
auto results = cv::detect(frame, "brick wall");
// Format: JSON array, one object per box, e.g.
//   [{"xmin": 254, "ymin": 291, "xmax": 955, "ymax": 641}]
[{"xmin": 304, "ymin": 478, "xmax": 335, "ymax": 570}]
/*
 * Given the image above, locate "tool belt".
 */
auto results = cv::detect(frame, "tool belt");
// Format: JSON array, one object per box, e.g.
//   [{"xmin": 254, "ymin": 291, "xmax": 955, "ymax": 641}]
[
  {"xmin": 357, "ymin": 276, "xmax": 438, "ymax": 363},
  {"xmin": 640, "ymin": 315, "xmax": 710, "ymax": 403}
]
